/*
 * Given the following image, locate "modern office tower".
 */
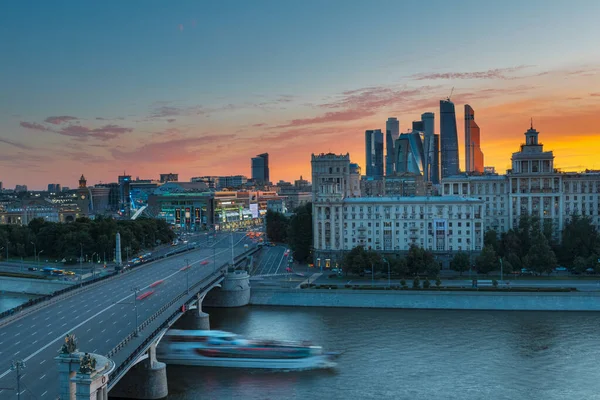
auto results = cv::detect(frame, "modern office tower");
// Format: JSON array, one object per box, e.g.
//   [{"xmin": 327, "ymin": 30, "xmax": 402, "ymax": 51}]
[
  {"xmin": 421, "ymin": 112, "xmax": 435, "ymax": 182},
  {"xmin": 251, "ymin": 153, "xmax": 270, "ymax": 183},
  {"xmin": 394, "ymin": 131, "xmax": 425, "ymax": 175},
  {"xmin": 47, "ymin": 183, "xmax": 61, "ymax": 193},
  {"xmin": 365, "ymin": 129, "xmax": 384, "ymax": 178},
  {"xmin": 464, "ymin": 104, "xmax": 484, "ymax": 173},
  {"xmin": 440, "ymin": 99, "xmax": 460, "ymax": 178},
  {"xmin": 118, "ymin": 174, "xmax": 131, "ymax": 215},
  {"xmin": 385, "ymin": 118, "xmax": 399, "ymax": 176},
  {"xmin": 432, "ymin": 134, "xmax": 440, "ymax": 184}
]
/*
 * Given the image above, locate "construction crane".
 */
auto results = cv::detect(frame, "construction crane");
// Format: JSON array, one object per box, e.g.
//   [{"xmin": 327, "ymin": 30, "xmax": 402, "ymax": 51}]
[{"xmin": 447, "ymin": 87, "xmax": 454, "ymax": 101}]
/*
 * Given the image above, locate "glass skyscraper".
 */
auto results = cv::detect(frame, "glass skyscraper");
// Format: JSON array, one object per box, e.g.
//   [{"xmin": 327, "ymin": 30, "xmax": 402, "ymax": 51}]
[
  {"xmin": 465, "ymin": 104, "xmax": 484, "ymax": 173},
  {"xmin": 440, "ymin": 99, "xmax": 460, "ymax": 178},
  {"xmin": 385, "ymin": 118, "xmax": 399, "ymax": 176},
  {"xmin": 365, "ymin": 129, "xmax": 384, "ymax": 178}
]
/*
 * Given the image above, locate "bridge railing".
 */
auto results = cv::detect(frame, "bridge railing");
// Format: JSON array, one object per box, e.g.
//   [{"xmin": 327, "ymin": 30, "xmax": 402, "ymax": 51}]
[
  {"xmin": 107, "ymin": 269, "xmax": 228, "ymax": 386},
  {"xmin": 0, "ymin": 241, "xmax": 209, "ymax": 324}
]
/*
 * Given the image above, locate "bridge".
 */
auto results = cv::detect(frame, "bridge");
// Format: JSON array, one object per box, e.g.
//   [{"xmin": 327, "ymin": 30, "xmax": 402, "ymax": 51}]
[{"xmin": 0, "ymin": 231, "xmax": 257, "ymax": 399}]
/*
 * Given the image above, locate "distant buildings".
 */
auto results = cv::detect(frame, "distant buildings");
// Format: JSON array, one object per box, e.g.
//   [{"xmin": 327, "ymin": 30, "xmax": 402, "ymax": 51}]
[
  {"xmin": 440, "ymin": 99, "xmax": 460, "ymax": 179},
  {"xmin": 385, "ymin": 118, "xmax": 399, "ymax": 176},
  {"xmin": 47, "ymin": 183, "xmax": 62, "ymax": 193},
  {"xmin": 365, "ymin": 129, "xmax": 384, "ymax": 178},
  {"xmin": 159, "ymin": 173, "xmax": 179, "ymax": 183},
  {"xmin": 190, "ymin": 175, "xmax": 248, "ymax": 190},
  {"xmin": 251, "ymin": 153, "xmax": 270, "ymax": 184},
  {"xmin": 464, "ymin": 105, "xmax": 484, "ymax": 173},
  {"xmin": 15, "ymin": 185, "xmax": 27, "ymax": 192}
]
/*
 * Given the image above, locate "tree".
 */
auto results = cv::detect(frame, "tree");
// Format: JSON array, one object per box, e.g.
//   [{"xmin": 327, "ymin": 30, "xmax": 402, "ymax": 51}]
[
  {"xmin": 450, "ymin": 251, "xmax": 470, "ymax": 276},
  {"xmin": 572, "ymin": 256, "xmax": 588, "ymax": 275},
  {"xmin": 343, "ymin": 246, "xmax": 369, "ymax": 276},
  {"xmin": 560, "ymin": 215, "xmax": 600, "ymax": 268},
  {"xmin": 423, "ymin": 278, "xmax": 431, "ymax": 289},
  {"xmin": 435, "ymin": 276, "xmax": 442, "ymax": 288},
  {"xmin": 525, "ymin": 232, "xmax": 557, "ymax": 275},
  {"xmin": 287, "ymin": 203, "xmax": 313, "ymax": 262},
  {"xmin": 390, "ymin": 257, "xmax": 408, "ymax": 277},
  {"xmin": 476, "ymin": 245, "xmax": 499, "ymax": 275},
  {"xmin": 484, "ymin": 230, "xmax": 499, "ymax": 254},
  {"xmin": 500, "ymin": 229, "xmax": 521, "ymax": 258},
  {"xmin": 265, "ymin": 210, "xmax": 289, "ymax": 243},
  {"xmin": 412, "ymin": 276, "xmax": 420, "ymax": 289}
]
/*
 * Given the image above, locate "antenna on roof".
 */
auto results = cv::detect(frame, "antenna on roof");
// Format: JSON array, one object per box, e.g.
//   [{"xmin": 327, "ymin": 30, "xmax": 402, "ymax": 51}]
[
  {"xmin": 530, "ymin": 117, "xmax": 533, "ymax": 129},
  {"xmin": 447, "ymin": 87, "xmax": 454, "ymax": 101}
]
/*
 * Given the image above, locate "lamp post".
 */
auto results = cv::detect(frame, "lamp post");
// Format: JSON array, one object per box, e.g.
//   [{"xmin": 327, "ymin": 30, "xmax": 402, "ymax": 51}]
[
  {"xmin": 132, "ymin": 287, "xmax": 140, "ymax": 337},
  {"xmin": 79, "ymin": 243, "xmax": 83, "ymax": 276},
  {"xmin": 371, "ymin": 262, "xmax": 374, "ymax": 287},
  {"xmin": 10, "ymin": 359, "xmax": 25, "ymax": 400},
  {"xmin": 500, "ymin": 257, "xmax": 504, "ymax": 283},
  {"xmin": 30, "ymin": 241, "xmax": 36, "ymax": 264},
  {"xmin": 37, "ymin": 250, "xmax": 44, "ymax": 267},
  {"xmin": 5, "ymin": 240, "xmax": 9, "ymax": 262},
  {"xmin": 383, "ymin": 258, "xmax": 390, "ymax": 288},
  {"xmin": 184, "ymin": 259, "xmax": 190, "ymax": 294}
]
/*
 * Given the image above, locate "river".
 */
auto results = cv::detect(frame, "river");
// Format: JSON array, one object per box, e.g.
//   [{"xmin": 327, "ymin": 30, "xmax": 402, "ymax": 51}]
[
  {"xmin": 0, "ymin": 292, "xmax": 37, "ymax": 313},
  {"xmin": 164, "ymin": 306, "xmax": 600, "ymax": 400}
]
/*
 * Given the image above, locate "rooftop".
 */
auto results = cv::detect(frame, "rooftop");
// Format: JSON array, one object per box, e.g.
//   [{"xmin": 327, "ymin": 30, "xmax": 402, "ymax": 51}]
[{"xmin": 344, "ymin": 196, "xmax": 483, "ymax": 204}]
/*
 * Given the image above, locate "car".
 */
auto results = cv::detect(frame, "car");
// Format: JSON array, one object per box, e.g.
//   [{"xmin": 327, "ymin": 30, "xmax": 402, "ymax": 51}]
[
  {"xmin": 555, "ymin": 266, "xmax": 567, "ymax": 272},
  {"xmin": 28, "ymin": 267, "xmax": 38, "ymax": 271}
]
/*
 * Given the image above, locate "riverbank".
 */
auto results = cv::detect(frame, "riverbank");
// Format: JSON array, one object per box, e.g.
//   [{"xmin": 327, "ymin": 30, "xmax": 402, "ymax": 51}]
[
  {"xmin": 0, "ymin": 275, "xmax": 74, "ymax": 295},
  {"xmin": 250, "ymin": 287, "xmax": 600, "ymax": 311}
]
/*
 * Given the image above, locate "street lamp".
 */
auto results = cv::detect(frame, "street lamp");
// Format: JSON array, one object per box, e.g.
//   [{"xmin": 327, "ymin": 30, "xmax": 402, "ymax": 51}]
[
  {"xmin": 383, "ymin": 258, "xmax": 391, "ymax": 288},
  {"xmin": 30, "ymin": 241, "xmax": 36, "ymax": 264},
  {"xmin": 37, "ymin": 250, "xmax": 44, "ymax": 266},
  {"xmin": 500, "ymin": 256, "xmax": 504, "ymax": 283},
  {"xmin": 184, "ymin": 259, "xmax": 190, "ymax": 294},
  {"xmin": 10, "ymin": 359, "xmax": 25, "ymax": 400},
  {"xmin": 132, "ymin": 287, "xmax": 140, "ymax": 337}
]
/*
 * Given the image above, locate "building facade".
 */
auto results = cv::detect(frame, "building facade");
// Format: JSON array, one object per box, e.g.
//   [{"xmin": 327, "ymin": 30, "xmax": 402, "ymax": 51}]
[
  {"xmin": 365, "ymin": 130, "xmax": 384, "ymax": 179},
  {"xmin": 385, "ymin": 118, "xmax": 399, "ymax": 176},
  {"xmin": 464, "ymin": 104, "xmax": 484, "ymax": 173},
  {"xmin": 441, "ymin": 124, "xmax": 600, "ymax": 237},
  {"xmin": 440, "ymin": 99, "xmax": 460, "ymax": 178},
  {"xmin": 251, "ymin": 153, "xmax": 270, "ymax": 184},
  {"xmin": 159, "ymin": 173, "xmax": 179, "ymax": 183}
]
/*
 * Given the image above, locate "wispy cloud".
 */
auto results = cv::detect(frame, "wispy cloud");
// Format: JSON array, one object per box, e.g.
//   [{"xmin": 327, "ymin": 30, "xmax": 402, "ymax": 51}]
[
  {"xmin": 276, "ymin": 109, "xmax": 376, "ymax": 128},
  {"xmin": 20, "ymin": 119, "xmax": 132, "ymax": 141},
  {"xmin": 44, "ymin": 116, "xmax": 78, "ymax": 125},
  {"xmin": 591, "ymin": 93, "xmax": 600, "ymax": 97},
  {"xmin": 166, "ymin": 118, "xmax": 176, "ymax": 123},
  {"xmin": 412, "ymin": 66, "xmax": 532, "ymax": 81},
  {"xmin": 0, "ymin": 137, "xmax": 33, "ymax": 150}
]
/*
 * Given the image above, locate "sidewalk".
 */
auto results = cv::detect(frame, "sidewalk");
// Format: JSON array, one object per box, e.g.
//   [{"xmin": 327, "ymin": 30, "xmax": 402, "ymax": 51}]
[{"xmin": 296, "ymin": 273, "xmax": 322, "ymax": 288}]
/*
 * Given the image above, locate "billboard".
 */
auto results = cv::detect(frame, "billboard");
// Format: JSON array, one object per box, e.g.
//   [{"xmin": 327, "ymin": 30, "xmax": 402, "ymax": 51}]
[
  {"xmin": 250, "ymin": 203, "xmax": 259, "ymax": 219},
  {"xmin": 194, "ymin": 208, "xmax": 200, "ymax": 224},
  {"xmin": 185, "ymin": 207, "xmax": 191, "ymax": 224},
  {"xmin": 175, "ymin": 208, "xmax": 181, "ymax": 224}
]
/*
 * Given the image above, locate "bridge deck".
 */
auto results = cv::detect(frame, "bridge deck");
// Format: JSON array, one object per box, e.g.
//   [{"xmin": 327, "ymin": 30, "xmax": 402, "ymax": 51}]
[{"xmin": 0, "ymin": 232, "xmax": 253, "ymax": 399}]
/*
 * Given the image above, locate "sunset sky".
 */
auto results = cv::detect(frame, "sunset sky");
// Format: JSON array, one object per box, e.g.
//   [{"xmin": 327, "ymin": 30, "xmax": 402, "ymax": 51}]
[{"xmin": 1, "ymin": 0, "xmax": 600, "ymax": 189}]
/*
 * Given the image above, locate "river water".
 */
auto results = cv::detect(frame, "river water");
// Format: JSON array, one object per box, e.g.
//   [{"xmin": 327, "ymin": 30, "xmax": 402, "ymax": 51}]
[
  {"xmin": 164, "ymin": 306, "xmax": 600, "ymax": 400},
  {"xmin": 0, "ymin": 292, "xmax": 37, "ymax": 313}
]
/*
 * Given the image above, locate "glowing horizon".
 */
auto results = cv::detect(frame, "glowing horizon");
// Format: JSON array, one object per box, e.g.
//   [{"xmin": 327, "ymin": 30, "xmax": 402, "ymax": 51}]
[{"xmin": 1, "ymin": 1, "xmax": 600, "ymax": 189}]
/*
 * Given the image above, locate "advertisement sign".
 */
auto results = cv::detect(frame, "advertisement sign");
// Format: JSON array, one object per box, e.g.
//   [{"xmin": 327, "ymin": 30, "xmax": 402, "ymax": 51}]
[
  {"xmin": 194, "ymin": 208, "xmax": 200, "ymax": 224},
  {"xmin": 250, "ymin": 203, "xmax": 259, "ymax": 219},
  {"xmin": 185, "ymin": 207, "xmax": 191, "ymax": 224},
  {"xmin": 175, "ymin": 208, "xmax": 181, "ymax": 224}
]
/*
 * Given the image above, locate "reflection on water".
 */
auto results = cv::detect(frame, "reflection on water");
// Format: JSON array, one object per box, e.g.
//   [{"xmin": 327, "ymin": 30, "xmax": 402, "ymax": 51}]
[
  {"xmin": 0, "ymin": 292, "xmax": 37, "ymax": 313},
  {"xmin": 164, "ymin": 307, "xmax": 600, "ymax": 400}
]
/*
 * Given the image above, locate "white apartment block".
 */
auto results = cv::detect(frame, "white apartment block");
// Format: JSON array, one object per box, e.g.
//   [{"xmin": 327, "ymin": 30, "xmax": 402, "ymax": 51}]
[
  {"xmin": 441, "ymin": 125, "xmax": 600, "ymax": 236},
  {"xmin": 311, "ymin": 153, "xmax": 484, "ymax": 264}
]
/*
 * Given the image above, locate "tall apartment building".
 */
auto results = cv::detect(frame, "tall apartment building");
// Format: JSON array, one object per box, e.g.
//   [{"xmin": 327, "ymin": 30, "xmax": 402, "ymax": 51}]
[
  {"xmin": 251, "ymin": 153, "xmax": 270, "ymax": 184},
  {"xmin": 441, "ymin": 124, "xmax": 600, "ymax": 236},
  {"xmin": 312, "ymin": 152, "xmax": 484, "ymax": 265}
]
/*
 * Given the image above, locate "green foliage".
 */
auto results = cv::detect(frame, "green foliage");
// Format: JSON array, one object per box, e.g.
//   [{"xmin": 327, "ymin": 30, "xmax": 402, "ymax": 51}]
[
  {"xmin": 435, "ymin": 276, "xmax": 442, "ymax": 288},
  {"xmin": 476, "ymin": 245, "xmax": 499, "ymax": 275},
  {"xmin": 572, "ymin": 256, "xmax": 588, "ymax": 274},
  {"xmin": 412, "ymin": 276, "xmax": 420, "ymax": 289},
  {"xmin": 492, "ymin": 279, "xmax": 498, "ymax": 288},
  {"xmin": 0, "ymin": 216, "xmax": 175, "ymax": 261},
  {"xmin": 343, "ymin": 246, "xmax": 382, "ymax": 276},
  {"xmin": 484, "ymin": 230, "xmax": 499, "ymax": 253},
  {"xmin": 400, "ymin": 279, "xmax": 407, "ymax": 288},
  {"xmin": 406, "ymin": 245, "xmax": 438, "ymax": 276},
  {"xmin": 423, "ymin": 278, "xmax": 431, "ymax": 289},
  {"xmin": 265, "ymin": 210, "xmax": 289, "ymax": 243},
  {"xmin": 390, "ymin": 257, "xmax": 408, "ymax": 276},
  {"xmin": 286, "ymin": 203, "xmax": 313, "ymax": 262},
  {"xmin": 450, "ymin": 251, "xmax": 470, "ymax": 276},
  {"xmin": 525, "ymin": 232, "xmax": 557, "ymax": 275},
  {"xmin": 560, "ymin": 215, "xmax": 600, "ymax": 268}
]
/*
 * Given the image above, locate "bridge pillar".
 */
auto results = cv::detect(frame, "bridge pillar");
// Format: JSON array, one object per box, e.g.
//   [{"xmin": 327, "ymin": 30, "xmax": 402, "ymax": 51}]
[
  {"xmin": 204, "ymin": 271, "xmax": 251, "ymax": 308},
  {"xmin": 55, "ymin": 352, "xmax": 82, "ymax": 400},
  {"xmin": 173, "ymin": 292, "xmax": 210, "ymax": 330},
  {"xmin": 108, "ymin": 342, "xmax": 168, "ymax": 399}
]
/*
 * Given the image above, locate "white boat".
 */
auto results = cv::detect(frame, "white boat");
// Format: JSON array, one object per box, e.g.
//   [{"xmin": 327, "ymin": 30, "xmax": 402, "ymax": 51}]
[{"xmin": 157, "ymin": 329, "xmax": 340, "ymax": 370}]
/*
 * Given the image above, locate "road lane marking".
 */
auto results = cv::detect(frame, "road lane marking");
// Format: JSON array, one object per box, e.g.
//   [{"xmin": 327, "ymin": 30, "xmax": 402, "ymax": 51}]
[
  {"xmin": 40, "ymin": 374, "xmax": 46, "ymax": 380},
  {"xmin": 40, "ymin": 360, "xmax": 45, "ymax": 365},
  {"xmin": 41, "ymin": 391, "xmax": 47, "ymax": 397},
  {"xmin": 0, "ymin": 240, "xmax": 248, "ymax": 380},
  {"xmin": 14, "ymin": 351, "xmax": 20, "ymax": 356}
]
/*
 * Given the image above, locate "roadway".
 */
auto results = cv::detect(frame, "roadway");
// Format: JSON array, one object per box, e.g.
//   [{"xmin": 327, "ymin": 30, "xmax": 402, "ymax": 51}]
[
  {"xmin": 0, "ymin": 231, "xmax": 255, "ymax": 399},
  {"xmin": 251, "ymin": 245, "xmax": 289, "ymax": 276}
]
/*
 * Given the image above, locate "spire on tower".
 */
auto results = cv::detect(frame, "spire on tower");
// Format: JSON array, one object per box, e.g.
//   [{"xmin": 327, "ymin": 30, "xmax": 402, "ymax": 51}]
[{"xmin": 530, "ymin": 117, "xmax": 533, "ymax": 130}]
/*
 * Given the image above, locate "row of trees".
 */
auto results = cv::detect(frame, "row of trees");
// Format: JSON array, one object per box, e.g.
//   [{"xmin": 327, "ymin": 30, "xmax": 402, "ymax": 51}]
[
  {"xmin": 450, "ymin": 214, "xmax": 600, "ymax": 275},
  {"xmin": 265, "ymin": 203, "xmax": 313, "ymax": 263},
  {"xmin": 0, "ymin": 216, "xmax": 176, "ymax": 263},
  {"xmin": 342, "ymin": 245, "xmax": 441, "ymax": 277}
]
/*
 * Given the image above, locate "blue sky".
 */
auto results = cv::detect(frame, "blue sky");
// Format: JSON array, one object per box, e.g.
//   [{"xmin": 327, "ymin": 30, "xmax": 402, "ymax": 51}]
[{"xmin": 1, "ymin": 0, "xmax": 600, "ymax": 188}]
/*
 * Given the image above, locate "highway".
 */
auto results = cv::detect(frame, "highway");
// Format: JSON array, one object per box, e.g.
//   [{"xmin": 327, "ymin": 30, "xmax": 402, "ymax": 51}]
[
  {"xmin": 0, "ymin": 231, "xmax": 254, "ymax": 399},
  {"xmin": 251, "ymin": 245, "xmax": 289, "ymax": 276}
]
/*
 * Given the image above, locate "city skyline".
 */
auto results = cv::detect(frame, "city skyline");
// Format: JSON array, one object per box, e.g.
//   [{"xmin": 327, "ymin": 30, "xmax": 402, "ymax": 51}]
[{"xmin": 2, "ymin": 1, "xmax": 600, "ymax": 189}]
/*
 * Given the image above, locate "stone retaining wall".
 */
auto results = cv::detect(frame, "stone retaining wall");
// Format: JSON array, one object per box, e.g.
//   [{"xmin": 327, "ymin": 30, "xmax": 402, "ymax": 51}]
[{"xmin": 250, "ymin": 288, "xmax": 600, "ymax": 311}]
